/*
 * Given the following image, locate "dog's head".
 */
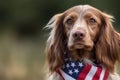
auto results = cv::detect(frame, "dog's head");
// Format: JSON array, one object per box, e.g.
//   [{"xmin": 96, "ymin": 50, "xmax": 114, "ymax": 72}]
[{"xmin": 45, "ymin": 5, "xmax": 120, "ymax": 73}]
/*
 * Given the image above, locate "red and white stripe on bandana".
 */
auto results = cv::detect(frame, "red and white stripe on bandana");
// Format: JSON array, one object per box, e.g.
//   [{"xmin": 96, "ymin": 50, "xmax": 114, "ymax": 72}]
[{"xmin": 57, "ymin": 58, "xmax": 109, "ymax": 80}]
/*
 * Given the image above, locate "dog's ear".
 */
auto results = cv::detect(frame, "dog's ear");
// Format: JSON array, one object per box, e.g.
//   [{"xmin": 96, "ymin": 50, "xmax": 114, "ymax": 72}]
[
  {"xmin": 95, "ymin": 12, "xmax": 120, "ymax": 72},
  {"xmin": 45, "ymin": 13, "xmax": 67, "ymax": 73}
]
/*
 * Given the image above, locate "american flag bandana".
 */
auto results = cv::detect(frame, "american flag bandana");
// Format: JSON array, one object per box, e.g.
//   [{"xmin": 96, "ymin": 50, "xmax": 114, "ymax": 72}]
[{"xmin": 57, "ymin": 58, "xmax": 109, "ymax": 80}]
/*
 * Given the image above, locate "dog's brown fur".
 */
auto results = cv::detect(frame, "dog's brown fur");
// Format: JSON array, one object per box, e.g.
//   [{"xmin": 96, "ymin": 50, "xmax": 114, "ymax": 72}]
[{"xmin": 45, "ymin": 5, "xmax": 120, "ymax": 80}]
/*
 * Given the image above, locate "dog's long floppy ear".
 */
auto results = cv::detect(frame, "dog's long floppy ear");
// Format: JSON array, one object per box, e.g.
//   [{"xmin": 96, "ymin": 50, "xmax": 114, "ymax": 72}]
[
  {"xmin": 45, "ymin": 13, "xmax": 67, "ymax": 73},
  {"xmin": 95, "ymin": 12, "xmax": 120, "ymax": 72}
]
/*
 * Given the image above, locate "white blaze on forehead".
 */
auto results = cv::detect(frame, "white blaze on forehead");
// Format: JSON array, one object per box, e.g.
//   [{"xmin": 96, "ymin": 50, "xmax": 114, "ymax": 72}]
[
  {"xmin": 78, "ymin": 5, "xmax": 96, "ymax": 11},
  {"xmin": 73, "ymin": 20, "xmax": 87, "ymax": 30}
]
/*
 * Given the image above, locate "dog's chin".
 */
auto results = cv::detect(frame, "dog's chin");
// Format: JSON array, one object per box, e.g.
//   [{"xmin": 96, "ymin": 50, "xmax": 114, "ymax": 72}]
[{"xmin": 68, "ymin": 43, "xmax": 93, "ymax": 51}]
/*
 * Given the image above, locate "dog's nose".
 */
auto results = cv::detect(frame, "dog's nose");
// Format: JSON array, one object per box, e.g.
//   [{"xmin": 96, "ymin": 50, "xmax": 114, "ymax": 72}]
[{"xmin": 72, "ymin": 30, "xmax": 86, "ymax": 40}]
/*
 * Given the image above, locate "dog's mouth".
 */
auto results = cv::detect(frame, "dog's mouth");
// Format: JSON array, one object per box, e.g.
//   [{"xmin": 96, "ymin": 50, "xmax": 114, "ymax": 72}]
[
  {"xmin": 68, "ymin": 41, "xmax": 93, "ymax": 51},
  {"xmin": 74, "ymin": 42, "xmax": 85, "ymax": 49}
]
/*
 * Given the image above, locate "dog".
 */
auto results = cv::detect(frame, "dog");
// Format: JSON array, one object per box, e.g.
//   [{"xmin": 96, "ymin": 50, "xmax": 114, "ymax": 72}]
[{"xmin": 45, "ymin": 5, "xmax": 120, "ymax": 80}]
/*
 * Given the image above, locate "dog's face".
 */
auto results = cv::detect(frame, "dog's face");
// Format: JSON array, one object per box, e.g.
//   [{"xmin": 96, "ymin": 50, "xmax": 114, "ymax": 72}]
[
  {"xmin": 63, "ymin": 6, "xmax": 102, "ymax": 51},
  {"xmin": 46, "ymin": 5, "xmax": 120, "ymax": 73}
]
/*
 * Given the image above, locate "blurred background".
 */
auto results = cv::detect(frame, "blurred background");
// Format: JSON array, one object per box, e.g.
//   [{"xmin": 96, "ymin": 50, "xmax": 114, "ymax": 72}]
[{"xmin": 0, "ymin": 0, "xmax": 120, "ymax": 80}]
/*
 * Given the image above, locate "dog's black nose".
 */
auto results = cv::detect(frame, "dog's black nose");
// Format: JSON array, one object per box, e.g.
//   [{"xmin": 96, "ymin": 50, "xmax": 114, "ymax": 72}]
[{"xmin": 73, "ymin": 30, "xmax": 86, "ymax": 40}]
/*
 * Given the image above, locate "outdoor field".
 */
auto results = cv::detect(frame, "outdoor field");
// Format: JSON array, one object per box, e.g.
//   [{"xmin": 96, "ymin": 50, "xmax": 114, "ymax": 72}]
[{"xmin": 0, "ymin": 0, "xmax": 120, "ymax": 80}]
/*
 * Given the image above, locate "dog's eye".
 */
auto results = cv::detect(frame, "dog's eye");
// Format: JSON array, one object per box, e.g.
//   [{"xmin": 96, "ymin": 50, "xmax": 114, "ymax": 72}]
[
  {"xmin": 88, "ymin": 18, "xmax": 96, "ymax": 24},
  {"xmin": 66, "ymin": 18, "xmax": 74, "ymax": 25}
]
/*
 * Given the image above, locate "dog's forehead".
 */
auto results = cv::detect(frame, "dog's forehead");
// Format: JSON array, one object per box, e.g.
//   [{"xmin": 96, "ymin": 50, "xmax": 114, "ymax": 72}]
[{"xmin": 64, "ymin": 5, "xmax": 100, "ymax": 15}]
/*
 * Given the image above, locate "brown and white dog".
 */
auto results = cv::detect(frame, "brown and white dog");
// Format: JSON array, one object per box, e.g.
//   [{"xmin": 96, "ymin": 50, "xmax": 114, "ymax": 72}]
[{"xmin": 45, "ymin": 5, "xmax": 120, "ymax": 80}]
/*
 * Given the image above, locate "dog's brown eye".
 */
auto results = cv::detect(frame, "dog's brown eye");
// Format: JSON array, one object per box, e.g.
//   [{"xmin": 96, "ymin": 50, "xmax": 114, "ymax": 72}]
[
  {"xmin": 66, "ymin": 18, "xmax": 74, "ymax": 25},
  {"xmin": 88, "ymin": 18, "xmax": 96, "ymax": 24}
]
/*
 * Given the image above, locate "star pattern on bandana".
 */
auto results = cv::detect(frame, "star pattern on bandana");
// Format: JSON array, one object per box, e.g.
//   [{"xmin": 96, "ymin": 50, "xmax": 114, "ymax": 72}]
[{"xmin": 62, "ymin": 58, "xmax": 85, "ymax": 79}]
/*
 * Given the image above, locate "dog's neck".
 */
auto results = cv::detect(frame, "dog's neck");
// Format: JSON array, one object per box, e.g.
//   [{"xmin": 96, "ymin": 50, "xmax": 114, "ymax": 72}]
[{"xmin": 68, "ymin": 49, "xmax": 96, "ymax": 65}]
